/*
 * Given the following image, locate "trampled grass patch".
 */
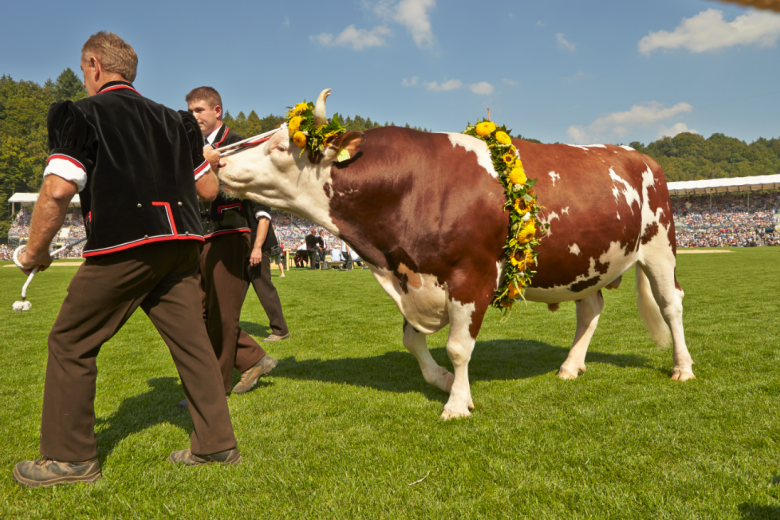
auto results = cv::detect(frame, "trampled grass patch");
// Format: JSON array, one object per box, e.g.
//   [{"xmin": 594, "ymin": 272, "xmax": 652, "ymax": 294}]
[{"xmin": 1, "ymin": 248, "xmax": 779, "ymax": 519}]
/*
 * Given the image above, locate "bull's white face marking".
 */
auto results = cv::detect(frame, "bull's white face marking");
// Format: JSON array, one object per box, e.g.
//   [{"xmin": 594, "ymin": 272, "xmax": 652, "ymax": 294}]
[
  {"xmin": 609, "ymin": 168, "xmax": 641, "ymax": 213},
  {"xmin": 549, "ymin": 171, "xmax": 561, "ymax": 186},
  {"xmin": 369, "ymin": 264, "xmax": 449, "ymax": 335},
  {"xmin": 620, "ymin": 145, "xmax": 636, "ymax": 151},
  {"xmin": 219, "ymin": 126, "xmax": 340, "ymax": 235},
  {"xmin": 446, "ymin": 133, "xmax": 498, "ymax": 179},
  {"xmin": 569, "ymin": 243, "xmax": 581, "ymax": 255}
]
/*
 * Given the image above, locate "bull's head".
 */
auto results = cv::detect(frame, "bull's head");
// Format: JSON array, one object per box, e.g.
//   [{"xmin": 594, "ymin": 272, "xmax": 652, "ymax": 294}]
[{"xmin": 218, "ymin": 89, "xmax": 364, "ymax": 229}]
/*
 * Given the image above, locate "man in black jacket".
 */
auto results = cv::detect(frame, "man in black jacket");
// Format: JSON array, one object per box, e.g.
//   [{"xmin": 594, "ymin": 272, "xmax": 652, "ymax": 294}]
[
  {"xmin": 186, "ymin": 87, "xmax": 277, "ymax": 397},
  {"xmin": 13, "ymin": 32, "xmax": 239, "ymax": 488}
]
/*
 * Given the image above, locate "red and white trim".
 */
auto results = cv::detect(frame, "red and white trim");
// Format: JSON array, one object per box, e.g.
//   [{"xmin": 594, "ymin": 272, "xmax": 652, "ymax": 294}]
[
  {"xmin": 214, "ymin": 126, "xmax": 230, "ymax": 148},
  {"xmin": 44, "ymin": 154, "xmax": 88, "ymax": 192},
  {"xmin": 217, "ymin": 202, "xmax": 242, "ymax": 213},
  {"xmin": 83, "ymin": 201, "xmax": 203, "ymax": 257},
  {"xmin": 194, "ymin": 159, "xmax": 211, "ymax": 181},
  {"xmin": 98, "ymin": 84, "xmax": 141, "ymax": 96}
]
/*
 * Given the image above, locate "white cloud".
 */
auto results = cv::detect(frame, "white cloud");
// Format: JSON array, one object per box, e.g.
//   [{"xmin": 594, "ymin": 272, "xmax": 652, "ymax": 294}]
[
  {"xmin": 468, "ymin": 82, "xmax": 494, "ymax": 95},
  {"xmin": 376, "ymin": 0, "xmax": 436, "ymax": 48},
  {"xmin": 639, "ymin": 8, "xmax": 780, "ymax": 56},
  {"xmin": 283, "ymin": 16, "xmax": 290, "ymax": 28},
  {"xmin": 502, "ymin": 78, "xmax": 517, "ymax": 86},
  {"xmin": 424, "ymin": 79, "xmax": 462, "ymax": 92},
  {"xmin": 310, "ymin": 25, "xmax": 392, "ymax": 51},
  {"xmin": 658, "ymin": 122, "xmax": 698, "ymax": 138},
  {"xmin": 536, "ymin": 21, "xmax": 545, "ymax": 27},
  {"xmin": 401, "ymin": 76, "xmax": 418, "ymax": 87},
  {"xmin": 561, "ymin": 71, "xmax": 590, "ymax": 83},
  {"xmin": 556, "ymin": 33, "xmax": 576, "ymax": 51},
  {"xmin": 566, "ymin": 101, "xmax": 693, "ymax": 143}
]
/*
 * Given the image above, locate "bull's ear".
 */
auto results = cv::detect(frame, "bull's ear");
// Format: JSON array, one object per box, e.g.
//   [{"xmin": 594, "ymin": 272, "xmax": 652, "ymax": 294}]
[{"xmin": 324, "ymin": 131, "xmax": 364, "ymax": 163}]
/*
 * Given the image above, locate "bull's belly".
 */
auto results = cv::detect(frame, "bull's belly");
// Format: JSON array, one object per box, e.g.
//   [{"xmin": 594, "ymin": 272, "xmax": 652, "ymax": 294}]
[
  {"xmin": 525, "ymin": 247, "xmax": 638, "ymax": 304},
  {"xmin": 368, "ymin": 265, "xmax": 449, "ymax": 334}
]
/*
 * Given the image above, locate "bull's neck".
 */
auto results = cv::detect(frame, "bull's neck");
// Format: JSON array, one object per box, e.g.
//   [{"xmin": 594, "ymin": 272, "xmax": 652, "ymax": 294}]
[{"xmin": 280, "ymin": 162, "xmax": 340, "ymax": 237}]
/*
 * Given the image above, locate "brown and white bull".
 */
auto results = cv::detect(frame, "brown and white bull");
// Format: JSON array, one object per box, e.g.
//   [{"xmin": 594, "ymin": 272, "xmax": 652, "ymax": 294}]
[{"xmin": 218, "ymin": 90, "xmax": 695, "ymax": 419}]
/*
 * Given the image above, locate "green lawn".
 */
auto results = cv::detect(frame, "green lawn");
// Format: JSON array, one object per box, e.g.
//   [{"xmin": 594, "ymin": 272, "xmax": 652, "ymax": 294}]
[{"xmin": 1, "ymin": 248, "xmax": 779, "ymax": 519}]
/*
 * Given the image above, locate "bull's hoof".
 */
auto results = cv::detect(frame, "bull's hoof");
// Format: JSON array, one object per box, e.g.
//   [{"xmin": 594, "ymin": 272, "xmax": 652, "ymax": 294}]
[
  {"xmin": 557, "ymin": 365, "xmax": 585, "ymax": 380},
  {"xmin": 671, "ymin": 369, "xmax": 696, "ymax": 381},
  {"xmin": 440, "ymin": 406, "xmax": 471, "ymax": 420}
]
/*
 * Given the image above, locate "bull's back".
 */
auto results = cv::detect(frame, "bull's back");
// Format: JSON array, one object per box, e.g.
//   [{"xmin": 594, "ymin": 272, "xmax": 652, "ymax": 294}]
[{"xmin": 515, "ymin": 141, "xmax": 671, "ymax": 302}]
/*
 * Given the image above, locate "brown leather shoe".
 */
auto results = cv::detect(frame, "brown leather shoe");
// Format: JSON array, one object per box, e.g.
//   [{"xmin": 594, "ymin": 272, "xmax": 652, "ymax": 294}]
[
  {"xmin": 13, "ymin": 457, "xmax": 101, "ymax": 488},
  {"xmin": 262, "ymin": 333, "xmax": 290, "ymax": 342},
  {"xmin": 232, "ymin": 355, "xmax": 277, "ymax": 394},
  {"xmin": 168, "ymin": 448, "xmax": 242, "ymax": 466}
]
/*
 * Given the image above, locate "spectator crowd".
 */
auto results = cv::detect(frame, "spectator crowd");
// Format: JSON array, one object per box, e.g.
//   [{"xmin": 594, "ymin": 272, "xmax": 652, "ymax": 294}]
[{"xmin": 672, "ymin": 192, "xmax": 780, "ymax": 248}]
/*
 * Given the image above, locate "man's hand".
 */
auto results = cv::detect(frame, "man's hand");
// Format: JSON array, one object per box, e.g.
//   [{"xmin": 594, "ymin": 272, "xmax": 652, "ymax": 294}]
[
  {"xmin": 203, "ymin": 146, "xmax": 225, "ymax": 172},
  {"xmin": 16, "ymin": 248, "xmax": 53, "ymax": 275},
  {"xmin": 249, "ymin": 246, "xmax": 263, "ymax": 267}
]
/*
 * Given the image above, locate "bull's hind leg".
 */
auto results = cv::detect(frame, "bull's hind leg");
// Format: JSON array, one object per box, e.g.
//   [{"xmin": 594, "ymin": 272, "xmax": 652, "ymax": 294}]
[
  {"xmin": 440, "ymin": 299, "xmax": 480, "ymax": 420},
  {"xmin": 637, "ymin": 258, "xmax": 695, "ymax": 381},
  {"xmin": 402, "ymin": 320, "xmax": 454, "ymax": 393},
  {"xmin": 558, "ymin": 291, "xmax": 604, "ymax": 380}
]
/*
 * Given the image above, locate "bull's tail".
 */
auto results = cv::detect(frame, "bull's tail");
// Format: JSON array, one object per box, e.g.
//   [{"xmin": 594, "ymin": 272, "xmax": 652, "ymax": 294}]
[{"xmin": 635, "ymin": 265, "xmax": 672, "ymax": 347}]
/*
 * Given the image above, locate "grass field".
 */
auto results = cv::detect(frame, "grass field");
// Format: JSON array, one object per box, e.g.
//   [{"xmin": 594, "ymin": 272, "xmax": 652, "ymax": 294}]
[{"xmin": 1, "ymin": 248, "xmax": 779, "ymax": 519}]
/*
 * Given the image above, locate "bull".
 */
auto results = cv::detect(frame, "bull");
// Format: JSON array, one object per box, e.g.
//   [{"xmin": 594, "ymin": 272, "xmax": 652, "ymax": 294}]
[{"xmin": 218, "ymin": 89, "xmax": 695, "ymax": 420}]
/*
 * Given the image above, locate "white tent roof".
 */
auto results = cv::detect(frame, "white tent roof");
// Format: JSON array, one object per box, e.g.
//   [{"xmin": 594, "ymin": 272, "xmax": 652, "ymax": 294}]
[
  {"xmin": 8, "ymin": 193, "xmax": 81, "ymax": 204},
  {"xmin": 667, "ymin": 174, "xmax": 780, "ymax": 196}
]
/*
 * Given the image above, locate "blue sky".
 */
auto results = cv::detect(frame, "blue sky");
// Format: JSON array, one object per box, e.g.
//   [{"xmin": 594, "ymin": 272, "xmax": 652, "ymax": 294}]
[{"xmin": 3, "ymin": 0, "xmax": 779, "ymax": 145}]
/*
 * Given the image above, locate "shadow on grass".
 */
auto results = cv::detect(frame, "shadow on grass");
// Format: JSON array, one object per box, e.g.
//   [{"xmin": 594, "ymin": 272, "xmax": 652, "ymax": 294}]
[
  {"xmin": 271, "ymin": 339, "xmax": 650, "ymax": 404},
  {"xmin": 95, "ymin": 377, "xmax": 191, "ymax": 459},
  {"xmin": 738, "ymin": 503, "xmax": 780, "ymax": 519},
  {"xmin": 239, "ymin": 321, "xmax": 271, "ymax": 338}
]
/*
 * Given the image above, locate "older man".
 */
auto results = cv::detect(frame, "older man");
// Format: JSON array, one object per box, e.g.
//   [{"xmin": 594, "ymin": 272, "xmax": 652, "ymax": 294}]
[{"xmin": 13, "ymin": 32, "xmax": 239, "ymax": 488}]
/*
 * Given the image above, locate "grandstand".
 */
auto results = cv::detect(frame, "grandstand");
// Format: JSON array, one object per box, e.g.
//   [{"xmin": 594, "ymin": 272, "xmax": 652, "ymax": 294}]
[{"xmin": 668, "ymin": 175, "xmax": 780, "ymax": 248}]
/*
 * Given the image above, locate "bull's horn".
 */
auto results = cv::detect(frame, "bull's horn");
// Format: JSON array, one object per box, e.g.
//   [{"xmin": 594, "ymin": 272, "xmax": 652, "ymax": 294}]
[{"xmin": 313, "ymin": 88, "xmax": 331, "ymax": 129}]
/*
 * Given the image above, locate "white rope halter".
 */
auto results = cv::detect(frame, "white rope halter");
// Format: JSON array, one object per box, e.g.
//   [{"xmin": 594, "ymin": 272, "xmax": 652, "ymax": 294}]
[
  {"xmin": 217, "ymin": 126, "xmax": 283, "ymax": 158},
  {"xmin": 12, "ymin": 237, "xmax": 87, "ymax": 312}
]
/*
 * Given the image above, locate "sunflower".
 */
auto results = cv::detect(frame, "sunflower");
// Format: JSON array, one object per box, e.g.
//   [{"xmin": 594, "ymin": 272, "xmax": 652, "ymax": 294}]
[
  {"xmin": 507, "ymin": 281, "xmax": 523, "ymax": 299},
  {"xmin": 476, "ymin": 121, "xmax": 497, "ymax": 137},
  {"xmin": 508, "ymin": 166, "xmax": 526, "ymax": 185},
  {"xmin": 502, "ymin": 153, "xmax": 516, "ymax": 165},
  {"xmin": 495, "ymin": 131, "xmax": 511, "ymax": 145},
  {"xmin": 288, "ymin": 116, "xmax": 304, "ymax": 133},
  {"xmin": 513, "ymin": 197, "xmax": 531, "ymax": 214},
  {"xmin": 517, "ymin": 221, "xmax": 536, "ymax": 243},
  {"xmin": 292, "ymin": 131, "xmax": 307, "ymax": 148}
]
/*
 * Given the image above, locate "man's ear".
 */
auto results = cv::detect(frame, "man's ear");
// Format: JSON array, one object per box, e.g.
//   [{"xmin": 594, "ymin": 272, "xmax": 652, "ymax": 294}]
[{"xmin": 323, "ymin": 131, "xmax": 364, "ymax": 163}]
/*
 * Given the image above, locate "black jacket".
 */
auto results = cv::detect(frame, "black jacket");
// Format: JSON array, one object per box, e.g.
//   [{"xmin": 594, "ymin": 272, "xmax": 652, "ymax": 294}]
[
  {"xmin": 200, "ymin": 125, "xmax": 253, "ymax": 238},
  {"xmin": 46, "ymin": 81, "xmax": 207, "ymax": 257}
]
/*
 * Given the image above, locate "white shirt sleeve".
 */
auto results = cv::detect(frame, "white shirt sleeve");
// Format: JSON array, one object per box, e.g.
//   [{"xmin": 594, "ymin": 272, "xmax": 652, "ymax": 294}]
[
  {"xmin": 43, "ymin": 155, "xmax": 88, "ymax": 192},
  {"xmin": 255, "ymin": 211, "xmax": 272, "ymax": 221}
]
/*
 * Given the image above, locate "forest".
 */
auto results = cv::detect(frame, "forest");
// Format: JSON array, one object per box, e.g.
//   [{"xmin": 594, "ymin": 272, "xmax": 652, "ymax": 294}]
[{"xmin": 2, "ymin": 69, "xmax": 779, "ymax": 236}]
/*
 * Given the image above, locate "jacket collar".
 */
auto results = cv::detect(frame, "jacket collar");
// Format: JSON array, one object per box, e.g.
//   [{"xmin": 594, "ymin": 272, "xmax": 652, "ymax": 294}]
[
  {"xmin": 212, "ymin": 124, "xmax": 230, "ymax": 148},
  {"xmin": 98, "ymin": 81, "xmax": 141, "ymax": 96}
]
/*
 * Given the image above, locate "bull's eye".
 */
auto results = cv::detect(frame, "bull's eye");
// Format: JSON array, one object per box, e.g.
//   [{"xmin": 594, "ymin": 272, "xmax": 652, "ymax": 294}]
[{"xmin": 276, "ymin": 145, "xmax": 287, "ymax": 152}]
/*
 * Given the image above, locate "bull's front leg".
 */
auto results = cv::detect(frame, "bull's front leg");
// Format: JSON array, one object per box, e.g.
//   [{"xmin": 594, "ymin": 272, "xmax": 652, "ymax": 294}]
[
  {"xmin": 558, "ymin": 290, "xmax": 604, "ymax": 380},
  {"xmin": 440, "ymin": 299, "xmax": 479, "ymax": 420},
  {"xmin": 402, "ymin": 321, "xmax": 454, "ymax": 393}
]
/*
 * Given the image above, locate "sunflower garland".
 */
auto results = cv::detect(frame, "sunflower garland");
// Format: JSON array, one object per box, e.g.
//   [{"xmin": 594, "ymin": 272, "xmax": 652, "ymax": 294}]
[
  {"xmin": 284, "ymin": 101, "xmax": 347, "ymax": 161},
  {"xmin": 462, "ymin": 119, "xmax": 545, "ymax": 311}
]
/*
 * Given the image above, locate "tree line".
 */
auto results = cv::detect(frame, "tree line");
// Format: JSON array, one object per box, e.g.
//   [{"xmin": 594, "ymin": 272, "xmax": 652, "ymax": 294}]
[{"xmin": 1, "ymin": 69, "xmax": 779, "ymax": 236}]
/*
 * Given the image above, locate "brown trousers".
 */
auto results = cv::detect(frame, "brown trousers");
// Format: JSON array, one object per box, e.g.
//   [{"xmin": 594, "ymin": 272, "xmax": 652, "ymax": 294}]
[
  {"xmin": 245, "ymin": 249, "xmax": 289, "ymax": 337},
  {"xmin": 199, "ymin": 233, "xmax": 265, "ymax": 393},
  {"xmin": 41, "ymin": 241, "xmax": 236, "ymax": 462}
]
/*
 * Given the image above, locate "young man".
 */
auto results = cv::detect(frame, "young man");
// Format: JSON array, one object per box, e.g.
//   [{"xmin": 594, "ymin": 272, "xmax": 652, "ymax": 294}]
[
  {"xmin": 186, "ymin": 87, "xmax": 282, "ymax": 397},
  {"xmin": 13, "ymin": 32, "xmax": 240, "ymax": 488}
]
